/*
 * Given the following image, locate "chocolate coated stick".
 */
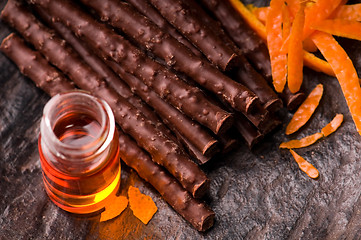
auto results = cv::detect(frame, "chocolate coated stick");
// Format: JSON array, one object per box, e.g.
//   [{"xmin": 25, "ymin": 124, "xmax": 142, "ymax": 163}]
[
  {"xmin": 35, "ymin": 7, "xmax": 218, "ymax": 158},
  {"xmin": 2, "ymin": 0, "xmax": 209, "ymax": 198},
  {"xmin": 0, "ymin": 34, "xmax": 214, "ymax": 232},
  {"xmin": 0, "ymin": 33, "xmax": 74, "ymax": 96},
  {"xmin": 29, "ymin": 0, "xmax": 232, "ymax": 135},
  {"xmin": 79, "ymin": 0, "xmax": 259, "ymax": 114},
  {"xmin": 124, "ymin": 0, "xmax": 202, "ymax": 58}
]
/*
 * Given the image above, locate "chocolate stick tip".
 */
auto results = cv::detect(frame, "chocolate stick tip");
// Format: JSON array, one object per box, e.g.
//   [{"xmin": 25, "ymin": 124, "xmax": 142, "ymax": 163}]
[
  {"xmin": 216, "ymin": 112, "xmax": 234, "ymax": 135},
  {"xmin": 203, "ymin": 139, "xmax": 220, "ymax": 158},
  {"xmin": 193, "ymin": 177, "xmax": 210, "ymax": 199},
  {"xmin": 264, "ymin": 98, "xmax": 283, "ymax": 113},
  {"xmin": 198, "ymin": 211, "xmax": 215, "ymax": 232},
  {"xmin": 285, "ymin": 92, "xmax": 306, "ymax": 111},
  {"xmin": 224, "ymin": 53, "xmax": 241, "ymax": 72},
  {"xmin": 244, "ymin": 95, "xmax": 259, "ymax": 113}
]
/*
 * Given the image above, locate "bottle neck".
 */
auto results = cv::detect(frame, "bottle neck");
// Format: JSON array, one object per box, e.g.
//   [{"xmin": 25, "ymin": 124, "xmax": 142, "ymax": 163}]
[{"xmin": 40, "ymin": 91, "xmax": 116, "ymax": 175}]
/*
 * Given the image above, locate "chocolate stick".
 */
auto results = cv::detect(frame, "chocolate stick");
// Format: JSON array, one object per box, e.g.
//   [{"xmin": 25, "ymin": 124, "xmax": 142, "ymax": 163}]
[
  {"xmin": 234, "ymin": 113, "xmax": 264, "ymax": 149},
  {"xmin": 79, "ymin": 0, "xmax": 259, "ymax": 114},
  {"xmin": 0, "ymin": 34, "xmax": 215, "ymax": 232},
  {"xmin": 2, "ymin": 0, "xmax": 209, "ymax": 198},
  {"xmin": 123, "ymin": 0, "xmax": 202, "ymax": 58},
  {"xmin": 29, "ymin": 0, "xmax": 233, "ymax": 135},
  {"xmin": 147, "ymin": 0, "xmax": 240, "ymax": 71},
  {"xmin": 0, "ymin": 33, "xmax": 74, "ymax": 96}
]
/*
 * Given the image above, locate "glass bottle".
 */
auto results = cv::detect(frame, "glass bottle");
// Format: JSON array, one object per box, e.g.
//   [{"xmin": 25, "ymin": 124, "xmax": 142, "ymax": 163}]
[{"xmin": 38, "ymin": 91, "xmax": 120, "ymax": 214}]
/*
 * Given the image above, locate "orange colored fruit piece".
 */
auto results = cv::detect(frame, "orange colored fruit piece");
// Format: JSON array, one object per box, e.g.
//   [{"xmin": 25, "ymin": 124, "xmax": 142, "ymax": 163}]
[
  {"xmin": 303, "ymin": 51, "xmax": 335, "ymax": 77},
  {"xmin": 250, "ymin": 6, "xmax": 268, "ymax": 24},
  {"xmin": 333, "ymin": 4, "xmax": 361, "ymax": 21},
  {"xmin": 312, "ymin": 19, "xmax": 361, "ymax": 42},
  {"xmin": 321, "ymin": 114, "xmax": 344, "ymax": 137},
  {"xmin": 280, "ymin": 132, "xmax": 323, "ymax": 149},
  {"xmin": 266, "ymin": 0, "xmax": 288, "ymax": 93},
  {"xmin": 128, "ymin": 186, "xmax": 157, "ymax": 225},
  {"xmin": 303, "ymin": 0, "xmax": 344, "ymax": 39},
  {"xmin": 311, "ymin": 31, "xmax": 361, "ymax": 135},
  {"xmin": 288, "ymin": 2, "xmax": 306, "ymax": 93},
  {"xmin": 286, "ymin": 84, "xmax": 324, "ymax": 135},
  {"xmin": 290, "ymin": 149, "xmax": 319, "ymax": 179},
  {"xmin": 100, "ymin": 196, "xmax": 128, "ymax": 222}
]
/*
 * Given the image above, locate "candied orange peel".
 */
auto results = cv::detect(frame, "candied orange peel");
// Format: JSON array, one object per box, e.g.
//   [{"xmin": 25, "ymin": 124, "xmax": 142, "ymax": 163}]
[
  {"xmin": 290, "ymin": 149, "xmax": 319, "ymax": 179},
  {"xmin": 128, "ymin": 186, "xmax": 157, "ymax": 225},
  {"xmin": 100, "ymin": 195, "xmax": 128, "ymax": 222},
  {"xmin": 286, "ymin": 84, "xmax": 323, "ymax": 135}
]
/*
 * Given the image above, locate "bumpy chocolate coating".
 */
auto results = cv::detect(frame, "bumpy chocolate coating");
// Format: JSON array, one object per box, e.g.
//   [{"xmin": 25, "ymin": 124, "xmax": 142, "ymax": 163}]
[
  {"xmin": 80, "ymin": 0, "xmax": 259, "ymax": 114},
  {"xmin": 2, "ymin": 0, "xmax": 209, "ymax": 198},
  {"xmin": 0, "ymin": 33, "xmax": 74, "ymax": 96}
]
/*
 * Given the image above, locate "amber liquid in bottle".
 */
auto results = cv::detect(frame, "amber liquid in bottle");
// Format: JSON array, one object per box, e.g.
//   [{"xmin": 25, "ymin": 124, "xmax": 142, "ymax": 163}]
[{"xmin": 39, "ymin": 92, "xmax": 120, "ymax": 214}]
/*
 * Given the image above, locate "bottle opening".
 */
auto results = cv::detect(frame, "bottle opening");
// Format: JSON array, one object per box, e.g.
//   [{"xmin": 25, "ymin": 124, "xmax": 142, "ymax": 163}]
[{"xmin": 40, "ymin": 91, "xmax": 114, "ymax": 161}]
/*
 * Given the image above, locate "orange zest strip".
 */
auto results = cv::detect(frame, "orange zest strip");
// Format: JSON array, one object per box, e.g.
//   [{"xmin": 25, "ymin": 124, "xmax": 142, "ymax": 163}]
[
  {"xmin": 311, "ymin": 31, "xmax": 361, "ymax": 135},
  {"xmin": 280, "ymin": 132, "xmax": 323, "ymax": 149},
  {"xmin": 312, "ymin": 19, "xmax": 361, "ymax": 42},
  {"xmin": 321, "ymin": 114, "xmax": 344, "ymax": 137},
  {"xmin": 303, "ymin": 37, "xmax": 318, "ymax": 53},
  {"xmin": 303, "ymin": 51, "xmax": 334, "ymax": 77},
  {"xmin": 333, "ymin": 4, "xmax": 361, "ymax": 21},
  {"xmin": 100, "ymin": 196, "xmax": 128, "ymax": 222},
  {"xmin": 229, "ymin": 0, "xmax": 267, "ymax": 41},
  {"xmin": 128, "ymin": 186, "xmax": 157, "ymax": 225},
  {"xmin": 286, "ymin": 84, "xmax": 324, "ymax": 135},
  {"xmin": 266, "ymin": 0, "xmax": 287, "ymax": 93},
  {"xmin": 287, "ymin": 2, "xmax": 306, "ymax": 93},
  {"xmin": 282, "ymin": 3, "xmax": 291, "ymax": 41},
  {"xmin": 289, "ymin": 149, "xmax": 319, "ymax": 179},
  {"xmin": 303, "ymin": 0, "xmax": 344, "ymax": 39}
]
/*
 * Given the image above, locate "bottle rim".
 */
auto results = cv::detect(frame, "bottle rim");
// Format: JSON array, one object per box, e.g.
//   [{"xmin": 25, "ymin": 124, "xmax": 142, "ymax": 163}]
[{"xmin": 40, "ymin": 90, "xmax": 116, "ymax": 161}]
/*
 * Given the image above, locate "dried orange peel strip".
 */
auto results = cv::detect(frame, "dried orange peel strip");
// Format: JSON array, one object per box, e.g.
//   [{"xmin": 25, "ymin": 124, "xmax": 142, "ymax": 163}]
[
  {"xmin": 290, "ymin": 149, "xmax": 319, "ymax": 179},
  {"xmin": 312, "ymin": 19, "xmax": 361, "ymax": 42},
  {"xmin": 128, "ymin": 186, "xmax": 157, "ymax": 225},
  {"xmin": 287, "ymin": 2, "xmax": 306, "ymax": 93},
  {"xmin": 321, "ymin": 114, "xmax": 344, "ymax": 137},
  {"xmin": 229, "ymin": 1, "xmax": 334, "ymax": 77},
  {"xmin": 266, "ymin": 0, "xmax": 287, "ymax": 93},
  {"xmin": 280, "ymin": 132, "xmax": 323, "ymax": 149},
  {"xmin": 311, "ymin": 31, "xmax": 361, "ymax": 135},
  {"xmin": 100, "ymin": 195, "xmax": 128, "ymax": 222},
  {"xmin": 286, "ymin": 84, "xmax": 324, "ymax": 135},
  {"xmin": 303, "ymin": 0, "xmax": 344, "ymax": 39},
  {"xmin": 333, "ymin": 4, "xmax": 361, "ymax": 21},
  {"xmin": 280, "ymin": 114, "xmax": 343, "ymax": 148}
]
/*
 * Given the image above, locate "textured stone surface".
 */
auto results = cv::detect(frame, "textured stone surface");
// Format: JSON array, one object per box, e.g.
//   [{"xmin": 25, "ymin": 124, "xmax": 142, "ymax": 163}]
[{"xmin": 1, "ymin": 0, "xmax": 361, "ymax": 239}]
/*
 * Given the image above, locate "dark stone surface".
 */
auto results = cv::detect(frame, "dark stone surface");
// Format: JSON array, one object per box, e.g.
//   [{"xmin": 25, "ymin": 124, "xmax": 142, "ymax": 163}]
[{"xmin": 1, "ymin": 0, "xmax": 361, "ymax": 239}]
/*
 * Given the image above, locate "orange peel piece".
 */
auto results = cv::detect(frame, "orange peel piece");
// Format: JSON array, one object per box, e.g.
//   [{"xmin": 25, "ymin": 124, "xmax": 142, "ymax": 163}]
[
  {"xmin": 321, "ymin": 114, "xmax": 344, "ymax": 137},
  {"xmin": 286, "ymin": 84, "xmax": 324, "ymax": 135},
  {"xmin": 311, "ymin": 31, "xmax": 361, "ymax": 135},
  {"xmin": 266, "ymin": 0, "xmax": 288, "ymax": 93},
  {"xmin": 290, "ymin": 149, "xmax": 319, "ymax": 179},
  {"xmin": 100, "ymin": 195, "xmax": 128, "ymax": 222},
  {"xmin": 312, "ymin": 19, "xmax": 361, "ymax": 42},
  {"xmin": 128, "ymin": 186, "xmax": 157, "ymax": 225},
  {"xmin": 280, "ymin": 132, "xmax": 323, "ymax": 149}
]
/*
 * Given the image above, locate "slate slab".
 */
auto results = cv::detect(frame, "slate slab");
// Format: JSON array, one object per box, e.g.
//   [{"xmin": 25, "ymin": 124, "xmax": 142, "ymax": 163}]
[{"xmin": 1, "ymin": 0, "xmax": 361, "ymax": 239}]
